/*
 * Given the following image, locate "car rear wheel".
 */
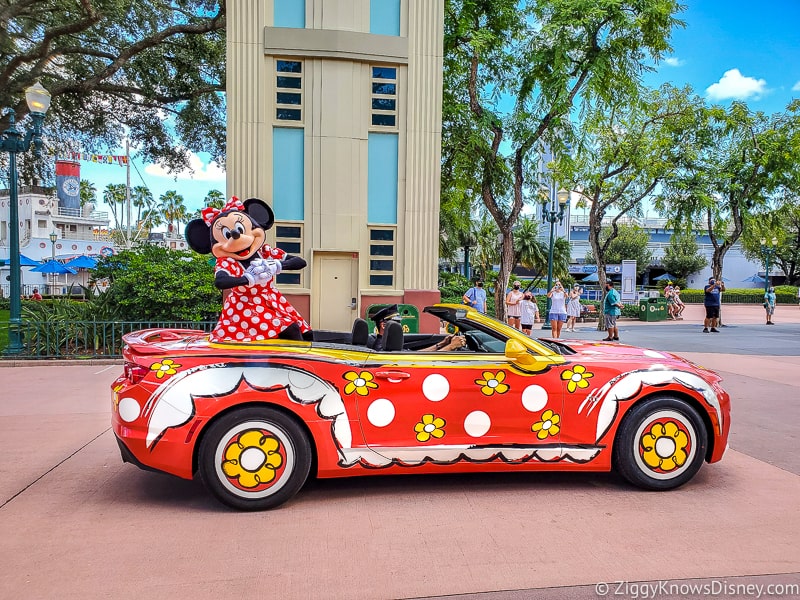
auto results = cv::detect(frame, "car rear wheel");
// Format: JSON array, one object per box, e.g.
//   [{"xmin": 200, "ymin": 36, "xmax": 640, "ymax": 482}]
[
  {"xmin": 199, "ymin": 407, "xmax": 312, "ymax": 510},
  {"xmin": 613, "ymin": 396, "xmax": 707, "ymax": 491}
]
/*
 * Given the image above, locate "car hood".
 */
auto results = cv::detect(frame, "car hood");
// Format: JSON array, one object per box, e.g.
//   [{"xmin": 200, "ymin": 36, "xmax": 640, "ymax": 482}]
[{"xmin": 538, "ymin": 337, "xmax": 721, "ymax": 380}]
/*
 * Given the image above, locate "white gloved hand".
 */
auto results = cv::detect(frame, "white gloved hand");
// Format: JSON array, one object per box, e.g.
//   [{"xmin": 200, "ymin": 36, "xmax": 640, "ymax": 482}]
[
  {"xmin": 243, "ymin": 271, "xmax": 256, "ymax": 286},
  {"xmin": 263, "ymin": 259, "xmax": 283, "ymax": 279}
]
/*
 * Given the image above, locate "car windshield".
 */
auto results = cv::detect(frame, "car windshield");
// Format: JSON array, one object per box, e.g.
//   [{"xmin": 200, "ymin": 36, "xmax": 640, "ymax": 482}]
[{"xmin": 424, "ymin": 305, "xmax": 560, "ymax": 356}]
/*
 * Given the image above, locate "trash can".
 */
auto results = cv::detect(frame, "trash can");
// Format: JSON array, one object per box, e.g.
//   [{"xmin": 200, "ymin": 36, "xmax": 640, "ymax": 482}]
[
  {"xmin": 638, "ymin": 297, "xmax": 667, "ymax": 321},
  {"xmin": 366, "ymin": 303, "xmax": 420, "ymax": 334}
]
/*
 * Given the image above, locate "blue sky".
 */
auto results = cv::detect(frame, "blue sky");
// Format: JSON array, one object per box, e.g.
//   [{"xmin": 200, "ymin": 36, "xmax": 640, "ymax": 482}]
[{"xmin": 80, "ymin": 1, "xmax": 800, "ymax": 219}]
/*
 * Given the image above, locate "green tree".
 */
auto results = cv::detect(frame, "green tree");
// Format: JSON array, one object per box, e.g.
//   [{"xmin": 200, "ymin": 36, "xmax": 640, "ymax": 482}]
[
  {"xmin": 586, "ymin": 224, "xmax": 653, "ymax": 276},
  {"xmin": 657, "ymin": 101, "xmax": 798, "ymax": 280},
  {"xmin": 0, "ymin": 1, "xmax": 226, "ymax": 180},
  {"xmin": 159, "ymin": 190, "xmax": 188, "ymax": 234},
  {"xmin": 189, "ymin": 189, "xmax": 226, "ymax": 221},
  {"xmin": 562, "ymin": 84, "xmax": 702, "ymax": 295},
  {"xmin": 442, "ymin": 0, "xmax": 684, "ymax": 320},
  {"xmin": 131, "ymin": 185, "xmax": 155, "ymax": 227},
  {"xmin": 661, "ymin": 231, "xmax": 707, "ymax": 282},
  {"xmin": 102, "ymin": 183, "xmax": 126, "ymax": 230},
  {"xmin": 92, "ymin": 245, "xmax": 221, "ymax": 321},
  {"xmin": 740, "ymin": 201, "xmax": 800, "ymax": 285},
  {"xmin": 79, "ymin": 179, "xmax": 97, "ymax": 208}
]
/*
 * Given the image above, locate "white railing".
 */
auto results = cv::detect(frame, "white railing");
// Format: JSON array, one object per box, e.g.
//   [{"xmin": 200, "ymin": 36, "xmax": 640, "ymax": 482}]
[{"xmin": 56, "ymin": 206, "xmax": 109, "ymax": 220}]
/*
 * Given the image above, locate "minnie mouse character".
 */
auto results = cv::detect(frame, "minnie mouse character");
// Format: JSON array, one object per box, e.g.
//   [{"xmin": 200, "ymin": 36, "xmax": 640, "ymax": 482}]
[{"xmin": 185, "ymin": 196, "xmax": 311, "ymax": 342}]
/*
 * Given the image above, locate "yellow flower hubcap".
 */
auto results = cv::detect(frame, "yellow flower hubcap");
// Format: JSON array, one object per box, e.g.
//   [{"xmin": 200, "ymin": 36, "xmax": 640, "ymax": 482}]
[
  {"xmin": 641, "ymin": 421, "xmax": 690, "ymax": 472},
  {"xmin": 221, "ymin": 429, "xmax": 284, "ymax": 489}
]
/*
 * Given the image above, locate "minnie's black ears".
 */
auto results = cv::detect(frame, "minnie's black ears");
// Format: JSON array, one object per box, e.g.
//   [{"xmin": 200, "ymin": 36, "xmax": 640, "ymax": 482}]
[
  {"xmin": 243, "ymin": 198, "xmax": 275, "ymax": 231},
  {"xmin": 185, "ymin": 219, "xmax": 213, "ymax": 254}
]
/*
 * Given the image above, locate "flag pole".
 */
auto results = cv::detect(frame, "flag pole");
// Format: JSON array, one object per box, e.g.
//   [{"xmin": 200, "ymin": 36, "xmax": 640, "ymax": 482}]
[{"xmin": 125, "ymin": 139, "xmax": 131, "ymax": 249}]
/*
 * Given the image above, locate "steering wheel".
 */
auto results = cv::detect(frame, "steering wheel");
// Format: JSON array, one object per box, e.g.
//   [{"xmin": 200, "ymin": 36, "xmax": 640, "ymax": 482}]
[{"xmin": 463, "ymin": 331, "xmax": 483, "ymax": 352}]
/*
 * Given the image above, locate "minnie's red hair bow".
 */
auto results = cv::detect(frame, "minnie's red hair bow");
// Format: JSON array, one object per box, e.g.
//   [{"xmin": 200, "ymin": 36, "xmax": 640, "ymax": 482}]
[{"xmin": 201, "ymin": 196, "xmax": 245, "ymax": 226}]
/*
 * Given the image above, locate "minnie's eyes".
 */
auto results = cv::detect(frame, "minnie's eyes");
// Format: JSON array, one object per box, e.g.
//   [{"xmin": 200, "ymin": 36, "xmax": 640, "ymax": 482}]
[
  {"xmin": 234, "ymin": 222, "xmax": 246, "ymax": 234},
  {"xmin": 220, "ymin": 222, "xmax": 247, "ymax": 239},
  {"xmin": 221, "ymin": 226, "xmax": 232, "ymax": 239}
]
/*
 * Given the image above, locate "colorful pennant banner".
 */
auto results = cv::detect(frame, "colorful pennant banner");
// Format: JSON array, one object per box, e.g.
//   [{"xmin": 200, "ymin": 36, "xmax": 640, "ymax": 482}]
[{"xmin": 58, "ymin": 151, "xmax": 129, "ymax": 166}]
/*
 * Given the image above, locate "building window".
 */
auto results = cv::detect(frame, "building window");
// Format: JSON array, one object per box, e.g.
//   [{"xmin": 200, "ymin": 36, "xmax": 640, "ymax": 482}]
[
  {"xmin": 368, "ymin": 227, "xmax": 395, "ymax": 287},
  {"xmin": 371, "ymin": 66, "xmax": 397, "ymax": 129},
  {"xmin": 367, "ymin": 132, "xmax": 398, "ymax": 224},
  {"xmin": 273, "ymin": 128, "xmax": 304, "ymax": 220},
  {"xmin": 276, "ymin": 60, "xmax": 303, "ymax": 122},
  {"xmin": 275, "ymin": 223, "xmax": 303, "ymax": 286},
  {"xmin": 370, "ymin": 0, "xmax": 401, "ymax": 36},
  {"xmin": 274, "ymin": 0, "xmax": 305, "ymax": 28}
]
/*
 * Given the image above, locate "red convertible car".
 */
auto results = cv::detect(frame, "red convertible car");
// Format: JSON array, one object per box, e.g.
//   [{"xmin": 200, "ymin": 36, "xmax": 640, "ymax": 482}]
[{"xmin": 112, "ymin": 304, "xmax": 731, "ymax": 510}]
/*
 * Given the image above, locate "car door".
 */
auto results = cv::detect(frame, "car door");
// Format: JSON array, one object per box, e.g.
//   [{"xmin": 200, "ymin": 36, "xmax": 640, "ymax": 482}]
[{"xmin": 351, "ymin": 343, "xmax": 566, "ymax": 468}]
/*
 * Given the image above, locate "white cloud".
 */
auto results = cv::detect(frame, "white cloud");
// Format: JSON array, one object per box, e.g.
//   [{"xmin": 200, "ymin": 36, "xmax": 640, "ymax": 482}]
[
  {"xmin": 144, "ymin": 150, "xmax": 226, "ymax": 181},
  {"xmin": 705, "ymin": 69, "xmax": 767, "ymax": 101},
  {"xmin": 793, "ymin": 81, "xmax": 800, "ymax": 92},
  {"xmin": 663, "ymin": 57, "xmax": 685, "ymax": 67}
]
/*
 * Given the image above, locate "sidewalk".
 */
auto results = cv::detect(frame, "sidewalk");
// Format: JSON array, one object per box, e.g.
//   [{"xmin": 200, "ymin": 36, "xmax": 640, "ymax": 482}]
[{"xmin": 619, "ymin": 303, "xmax": 800, "ymax": 326}]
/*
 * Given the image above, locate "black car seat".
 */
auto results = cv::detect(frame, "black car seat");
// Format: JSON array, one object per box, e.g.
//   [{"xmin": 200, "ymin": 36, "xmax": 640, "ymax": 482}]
[
  {"xmin": 382, "ymin": 320, "xmax": 404, "ymax": 351},
  {"xmin": 351, "ymin": 318, "xmax": 369, "ymax": 346}
]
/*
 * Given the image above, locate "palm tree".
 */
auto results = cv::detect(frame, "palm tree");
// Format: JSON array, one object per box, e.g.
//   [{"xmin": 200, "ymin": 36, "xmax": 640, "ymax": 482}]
[
  {"xmin": 131, "ymin": 185, "xmax": 154, "ymax": 225},
  {"xmin": 472, "ymin": 216, "xmax": 500, "ymax": 281},
  {"xmin": 159, "ymin": 190, "xmax": 188, "ymax": 235},
  {"xmin": 79, "ymin": 180, "xmax": 97, "ymax": 208},
  {"xmin": 102, "ymin": 183, "xmax": 126, "ymax": 229},
  {"xmin": 203, "ymin": 189, "xmax": 225, "ymax": 208},
  {"xmin": 514, "ymin": 217, "xmax": 548, "ymax": 274}
]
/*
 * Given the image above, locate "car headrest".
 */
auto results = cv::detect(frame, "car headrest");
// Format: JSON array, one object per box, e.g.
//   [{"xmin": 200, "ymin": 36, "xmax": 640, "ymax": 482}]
[
  {"xmin": 351, "ymin": 318, "xmax": 369, "ymax": 346},
  {"xmin": 383, "ymin": 320, "xmax": 404, "ymax": 352}
]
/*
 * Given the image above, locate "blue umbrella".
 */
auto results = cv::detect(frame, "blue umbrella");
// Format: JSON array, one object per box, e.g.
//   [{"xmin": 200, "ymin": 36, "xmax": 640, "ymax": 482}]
[
  {"xmin": 63, "ymin": 255, "xmax": 98, "ymax": 269},
  {"xmin": 581, "ymin": 272, "xmax": 599, "ymax": 282},
  {"xmin": 653, "ymin": 273, "xmax": 676, "ymax": 281},
  {"xmin": 742, "ymin": 273, "xmax": 766, "ymax": 283},
  {"xmin": 31, "ymin": 260, "xmax": 78, "ymax": 275},
  {"xmin": 20, "ymin": 254, "xmax": 39, "ymax": 267}
]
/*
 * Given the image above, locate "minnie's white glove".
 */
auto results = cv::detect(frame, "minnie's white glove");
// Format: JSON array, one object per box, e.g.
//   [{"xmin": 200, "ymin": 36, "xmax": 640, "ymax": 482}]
[{"xmin": 262, "ymin": 259, "xmax": 283, "ymax": 279}]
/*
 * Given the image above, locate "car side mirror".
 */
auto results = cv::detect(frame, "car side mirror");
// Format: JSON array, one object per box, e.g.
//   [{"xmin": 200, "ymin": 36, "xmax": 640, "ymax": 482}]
[{"xmin": 505, "ymin": 339, "xmax": 535, "ymax": 366}]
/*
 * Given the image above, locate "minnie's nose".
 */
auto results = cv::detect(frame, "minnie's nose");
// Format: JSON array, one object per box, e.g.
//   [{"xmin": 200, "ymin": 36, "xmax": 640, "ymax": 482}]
[{"xmin": 230, "ymin": 230, "xmax": 241, "ymax": 240}]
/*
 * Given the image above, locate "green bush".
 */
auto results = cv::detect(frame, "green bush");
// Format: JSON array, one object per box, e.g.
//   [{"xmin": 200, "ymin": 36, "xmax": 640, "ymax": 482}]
[{"xmin": 678, "ymin": 286, "xmax": 798, "ymax": 304}]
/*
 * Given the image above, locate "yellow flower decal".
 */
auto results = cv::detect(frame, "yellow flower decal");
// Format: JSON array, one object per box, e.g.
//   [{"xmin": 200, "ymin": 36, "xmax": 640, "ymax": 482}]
[
  {"xmin": 474, "ymin": 370, "xmax": 510, "ymax": 395},
  {"xmin": 150, "ymin": 359, "xmax": 181, "ymax": 379},
  {"xmin": 221, "ymin": 430, "xmax": 284, "ymax": 488},
  {"xmin": 343, "ymin": 371, "xmax": 379, "ymax": 396},
  {"xmin": 641, "ymin": 421, "xmax": 689, "ymax": 472},
  {"xmin": 560, "ymin": 364, "xmax": 594, "ymax": 393},
  {"xmin": 414, "ymin": 414, "xmax": 446, "ymax": 442},
  {"xmin": 531, "ymin": 409, "xmax": 561, "ymax": 440}
]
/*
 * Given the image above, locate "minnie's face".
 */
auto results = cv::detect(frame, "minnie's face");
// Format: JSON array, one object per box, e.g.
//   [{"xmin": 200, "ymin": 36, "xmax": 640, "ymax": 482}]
[{"xmin": 210, "ymin": 211, "xmax": 265, "ymax": 261}]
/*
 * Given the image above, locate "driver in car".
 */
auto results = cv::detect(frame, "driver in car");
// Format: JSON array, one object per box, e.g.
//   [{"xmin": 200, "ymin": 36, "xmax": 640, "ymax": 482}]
[{"xmin": 369, "ymin": 304, "xmax": 466, "ymax": 352}]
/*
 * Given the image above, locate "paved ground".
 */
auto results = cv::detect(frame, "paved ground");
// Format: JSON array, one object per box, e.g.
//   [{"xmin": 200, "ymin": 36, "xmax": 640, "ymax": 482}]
[{"xmin": 1, "ymin": 304, "xmax": 799, "ymax": 600}]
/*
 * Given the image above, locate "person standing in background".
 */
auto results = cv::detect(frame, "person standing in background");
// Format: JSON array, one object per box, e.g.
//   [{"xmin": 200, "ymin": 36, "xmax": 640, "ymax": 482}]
[
  {"xmin": 703, "ymin": 277, "xmax": 725, "ymax": 333},
  {"xmin": 764, "ymin": 286, "xmax": 776, "ymax": 325},
  {"xmin": 546, "ymin": 280, "xmax": 568, "ymax": 338},
  {"xmin": 505, "ymin": 281, "xmax": 524, "ymax": 329},
  {"xmin": 462, "ymin": 279, "xmax": 487, "ymax": 313},
  {"xmin": 520, "ymin": 292, "xmax": 538, "ymax": 337},
  {"xmin": 565, "ymin": 285, "xmax": 582, "ymax": 332},
  {"xmin": 602, "ymin": 280, "xmax": 623, "ymax": 341}
]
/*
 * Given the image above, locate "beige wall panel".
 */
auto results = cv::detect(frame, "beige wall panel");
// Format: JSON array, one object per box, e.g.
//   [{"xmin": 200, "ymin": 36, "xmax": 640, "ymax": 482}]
[
  {"xmin": 317, "ymin": 136, "xmax": 362, "ymax": 249},
  {"xmin": 319, "ymin": 61, "xmax": 365, "ymax": 139},
  {"xmin": 402, "ymin": 0, "xmax": 443, "ymax": 291},
  {"xmin": 227, "ymin": 1, "xmax": 270, "ymax": 200},
  {"xmin": 321, "ymin": 0, "xmax": 369, "ymax": 32}
]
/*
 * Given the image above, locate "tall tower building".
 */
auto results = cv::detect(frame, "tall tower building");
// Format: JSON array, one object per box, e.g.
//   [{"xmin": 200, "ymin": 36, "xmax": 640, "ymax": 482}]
[{"xmin": 227, "ymin": 0, "xmax": 444, "ymax": 332}]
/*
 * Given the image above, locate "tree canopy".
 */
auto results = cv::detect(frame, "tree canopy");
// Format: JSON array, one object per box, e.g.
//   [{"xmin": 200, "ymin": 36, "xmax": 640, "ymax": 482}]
[
  {"xmin": 441, "ymin": 0, "xmax": 684, "ymax": 319},
  {"xmin": 1, "ymin": 0, "xmax": 226, "ymax": 181}
]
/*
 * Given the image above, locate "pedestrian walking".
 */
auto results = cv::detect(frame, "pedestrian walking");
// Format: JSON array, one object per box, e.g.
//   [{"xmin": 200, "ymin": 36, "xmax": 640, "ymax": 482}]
[
  {"xmin": 505, "ymin": 281, "xmax": 524, "ymax": 329},
  {"xmin": 764, "ymin": 286, "xmax": 776, "ymax": 325},
  {"xmin": 565, "ymin": 285, "xmax": 582, "ymax": 332},
  {"xmin": 546, "ymin": 280, "xmax": 568, "ymax": 338},
  {"xmin": 673, "ymin": 286, "xmax": 685, "ymax": 319},
  {"xmin": 601, "ymin": 280, "xmax": 623, "ymax": 341},
  {"xmin": 462, "ymin": 279, "xmax": 487, "ymax": 313},
  {"xmin": 703, "ymin": 277, "xmax": 725, "ymax": 333}
]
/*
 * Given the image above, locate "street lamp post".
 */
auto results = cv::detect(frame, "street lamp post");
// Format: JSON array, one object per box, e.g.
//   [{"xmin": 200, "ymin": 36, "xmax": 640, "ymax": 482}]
[
  {"xmin": 541, "ymin": 188, "xmax": 570, "ymax": 330},
  {"xmin": 1, "ymin": 82, "xmax": 51, "ymax": 355},
  {"xmin": 761, "ymin": 237, "xmax": 778, "ymax": 293},
  {"xmin": 49, "ymin": 231, "xmax": 58, "ymax": 295}
]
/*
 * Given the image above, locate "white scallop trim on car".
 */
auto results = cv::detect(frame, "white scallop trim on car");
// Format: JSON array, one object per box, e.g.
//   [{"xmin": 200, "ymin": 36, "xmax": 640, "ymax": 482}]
[
  {"xmin": 142, "ymin": 364, "xmax": 353, "ymax": 460},
  {"xmin": 577, "ymin": 367, "xmax": 722, "ymax": 443}
]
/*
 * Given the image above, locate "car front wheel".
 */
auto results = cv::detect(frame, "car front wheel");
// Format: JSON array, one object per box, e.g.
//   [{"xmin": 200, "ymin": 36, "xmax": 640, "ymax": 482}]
[
  {"xmin": 199, "ymin": 407, "xmax": 312, "ymax": 510},
  {"xmin": 613, "ymin": 396, "xmax": 707, "ymax": 491}
]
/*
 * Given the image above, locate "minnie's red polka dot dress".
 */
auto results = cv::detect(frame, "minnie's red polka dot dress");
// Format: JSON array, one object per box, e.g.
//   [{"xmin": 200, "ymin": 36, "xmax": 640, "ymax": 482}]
[{"xmin": 210, "ymin": 245, "xmax": 310, "ymax": 343}]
